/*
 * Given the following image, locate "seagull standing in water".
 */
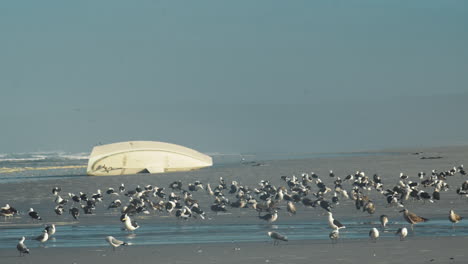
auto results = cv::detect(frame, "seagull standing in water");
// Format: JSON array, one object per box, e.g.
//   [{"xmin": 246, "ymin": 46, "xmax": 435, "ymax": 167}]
[
  {"xmin": 396, "ymin": 227, "xmax": 408, "ymax": 241},
  {"xmin": 34, "ymin": 230, "xmax": 49, "ymax": 245},
  {"xmin": 328, "ymin": 212, "xmax": 346, "ymax": 230},
  {"xmin": 380, "ymin": 215, "xmax": 389, "ymax": 229},
  {"xmin": 17, "ymin": 237, "xmax": 29, "ymax": 256},
  {"xmin": 45, "ymin": 224, "xmax": 56, "ymax": 236},
  {"xmin": 120, "ymin": 214, "xmax": 140, "ymax": 232},
  {"xmin": 287, "ymin": 201, "xmax": 296, "ymax": 216},
  {"xmin": 28, "ymin": 208, "xmax": 42, "ymax": 221},
  {"xmin": 267, "ymin": 231, "xmax": 288, "ymax": 246},
  {"xmin": 449, "ymin": 209, "xmax": 463, "ymax": 228},
  {"xmin": 259, "ymin": 210, "xmax": 278, "ymax": 223},
  {"xmin": 105, "ymin": 236, "xmax": 130, "ymax": 251},
  {"xmin": 369, "ymin": 228, "xmax": 379, "ymax": 242},
  {"xmin": 400, "ymin": 209, "xmax": 429, "ymax": 230}
]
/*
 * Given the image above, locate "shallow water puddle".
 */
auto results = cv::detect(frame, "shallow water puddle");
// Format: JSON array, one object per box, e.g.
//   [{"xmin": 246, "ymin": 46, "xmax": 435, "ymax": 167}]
[{"xmin": 0, "ymin": 219, "xmax": 467, "ymax": 249}]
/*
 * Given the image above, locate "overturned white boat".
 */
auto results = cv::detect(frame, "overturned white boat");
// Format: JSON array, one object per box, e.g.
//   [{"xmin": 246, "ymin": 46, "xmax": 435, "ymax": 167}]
[{"xmin": 87, "ymin": 141, "xmax": 213, "ymax": 176}]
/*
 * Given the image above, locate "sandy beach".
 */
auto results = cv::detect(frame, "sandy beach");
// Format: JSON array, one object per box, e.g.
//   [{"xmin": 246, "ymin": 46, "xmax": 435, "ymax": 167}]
[{"xmin": 1, "ymin": 145, "xmax": 467, "ymax": 263}]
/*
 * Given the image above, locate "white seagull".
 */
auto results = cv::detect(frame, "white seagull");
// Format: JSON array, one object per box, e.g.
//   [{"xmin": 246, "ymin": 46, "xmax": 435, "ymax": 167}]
[
  {"xmin": 120, "ymin": 214, "xmax": 140, "ymax": 232},
  {"xmin": 380, "ymin": 215, "xmax": 389, "ymax": 229},
  {"xmin": 396, "ymin": 227, "xmax": 408, "ymax": 241},
  {"xmin": 34, "ymin": 230, "xmax": 49, "ymax": 244},
  {"xmin": 45, "ymin": 224, "xmax": 56, "ymax": 236},
  {"xmin": 369, "ymin": 227, "xmax": 379, "ymax": 242},
  {"xmin": 105, "ymin": 236, "xmax": 130, "ymax": 251}
]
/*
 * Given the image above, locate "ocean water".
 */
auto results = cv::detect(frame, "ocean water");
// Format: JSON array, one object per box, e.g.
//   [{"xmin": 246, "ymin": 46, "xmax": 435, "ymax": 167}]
[{"xmin": 0, "ymin": 151, "xmax": 399, "ymax": 183}]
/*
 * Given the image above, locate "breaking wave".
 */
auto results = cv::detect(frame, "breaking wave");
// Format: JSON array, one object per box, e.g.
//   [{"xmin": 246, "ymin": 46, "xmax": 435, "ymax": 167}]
[{"xmin": 0, "ymin": 152, "xmax": 89, "ymax": 163}]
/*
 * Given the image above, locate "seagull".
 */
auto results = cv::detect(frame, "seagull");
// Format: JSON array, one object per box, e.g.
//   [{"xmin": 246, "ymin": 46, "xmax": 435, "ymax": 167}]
[
  {"xmin": 418, "ymin": 172, "xmax": 426, "ymax": 179},
  {"xmin": 0, "ymin": 204, "xmax": 10, "ymax": 211},
  {"xmin": 396, "ymin": 227, "xmax": 408, "ymax": 241},
  {"xmin": 119, "ymin": 183, "xmax": 125, "ymax": 193},
  {"xmin": 108, "ymin": 199, "xmax": 122, "ymax": 209},
  {"xmin": 258, "ymin": 210, "xmax": 278, "ymax": 223},
  {"xmin": 17, "ymin": 237, "xmax": 30, "ymax": 256},
  {"xmin": 52, "ymin": 186, "xmax": 61, "ymax": 196},
  {"xmin": 34, "ymin": 230, "xmax": 49, "ymax": 244},
  {"xmin": 449, "ymin": 209, "xmax": 463, "ymax": 228},
  {"xmin": 287, "ymin": 201, "xmax": 296, "ymax": 216},
  {"xmin": 54, "ymin": 195, "xmax": 67, "ymax": 205},
  {"xmin": 400, "ymin": 172, "xmax": 408, "ymax": 180},
  {"xmin": 329, "ymin": 229, "xmax": 339, "ymax": 244},
  {"xmin": 121, "ymin": 214, "xmax": 140, "ymax": 232},
  {"xmin": 105, "ymin": 236, "xmax": 130, "ymax": 251},
  {"xmin": 380, "ymin": 215, "xmax": 389, "ymax": 229},
  {"xmin": 165, "ymin": 201, "xmax": 176, "ymax": 214},
  {"xmin": 69, "ymin": 207, "xmax": 80, "ymax": 220},
  {"xmin": 400, "ymin": 209, "xmax": 429, "ymax": 230},
  {"xmin": 267, "ymin": 231, "xmax": 288, "ymax": 246},
  {"xmin": 106, "ymin": 188, "xmax": 118, "ymax": 195},
  {"xmin": 328, "ymin": 212, "xmax": 346, "ymax": 230},
  {"xmin": 54, "ymin": 205, "xmax": 64, "ymax": 216},
  {"xmin": 369, "ymin": 227, "xmax": 379, "ymax": 242},
  {"xmin": 69, "ymin": 193, "xmax": 81, "ymax": 203},
  {"xmin": 28, "ymin": 208, "xmax": 42, "ymax": 221},
  {"xmin": 45, "ymin": 224, "xmax": 56, "ymax": 236},
  {"xmin": 0, "ymin": 204, "xmax": 17, "ymax": 219}
]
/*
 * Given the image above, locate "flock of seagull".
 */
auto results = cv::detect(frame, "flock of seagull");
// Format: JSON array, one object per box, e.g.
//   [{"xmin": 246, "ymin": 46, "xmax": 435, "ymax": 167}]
[{"xmin": 1, "ymin": 163, "xmax": 467, "ymax": 256}]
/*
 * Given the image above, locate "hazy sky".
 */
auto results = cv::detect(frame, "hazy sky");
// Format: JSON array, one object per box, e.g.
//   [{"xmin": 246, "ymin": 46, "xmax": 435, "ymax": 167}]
[{"xmin": 1, "ymin": 1, "xmax": 467, "ymax": 154}]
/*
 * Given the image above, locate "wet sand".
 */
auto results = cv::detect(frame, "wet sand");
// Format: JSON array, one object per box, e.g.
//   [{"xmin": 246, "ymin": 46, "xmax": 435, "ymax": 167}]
[
  {"xmin": 1, "ymin": 145, "xmax": 467, "ymax": 263},
  {"xmin": 1, "ymin": 237, "xmax": 466, "ymax": 264}
]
